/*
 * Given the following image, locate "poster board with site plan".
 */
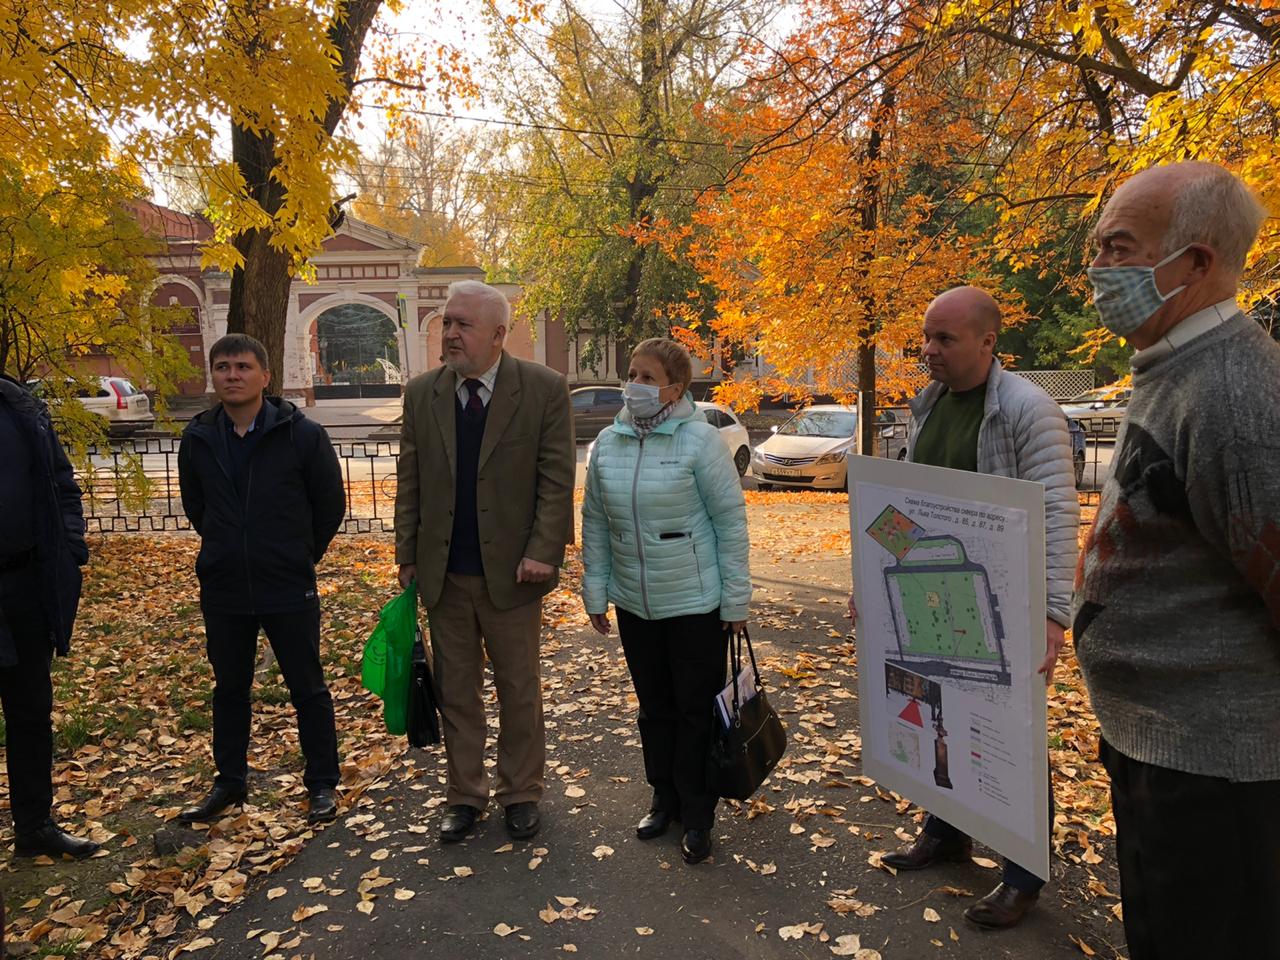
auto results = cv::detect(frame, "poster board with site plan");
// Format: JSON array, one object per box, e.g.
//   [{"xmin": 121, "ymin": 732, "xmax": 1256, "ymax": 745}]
[{"xmin": 848, "ymin": 454, "xmax": 1050, "ymax": 881}]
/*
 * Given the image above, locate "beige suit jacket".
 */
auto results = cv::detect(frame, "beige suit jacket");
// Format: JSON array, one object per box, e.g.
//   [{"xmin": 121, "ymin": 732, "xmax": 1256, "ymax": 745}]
[{"xmin": 394, "ymin": 352, "xmax": 575, "ymax": 610}]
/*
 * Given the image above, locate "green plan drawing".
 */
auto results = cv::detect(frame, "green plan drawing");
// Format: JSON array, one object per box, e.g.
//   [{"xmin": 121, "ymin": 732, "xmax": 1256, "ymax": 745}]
[
  {"xmin": 865, "ymin": 516, "xmax": 1011, "ymax": 687},
  {"xmin": 895, "ymin": 571, "xmax": 997, "ymax": 661},
  {"xmin": 889, "ymin": 726, "xmax": 921, "ymax": 768}
]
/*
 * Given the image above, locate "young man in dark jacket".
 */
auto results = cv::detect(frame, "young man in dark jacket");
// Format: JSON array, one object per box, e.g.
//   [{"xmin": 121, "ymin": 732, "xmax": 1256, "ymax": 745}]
[
  {"xmin": 0, "ymin": 375, "xmax": 99, "ymax": 859},
  {"xmin": 177, "ymin": 334, "xmax": 346, "ymax": 825}
]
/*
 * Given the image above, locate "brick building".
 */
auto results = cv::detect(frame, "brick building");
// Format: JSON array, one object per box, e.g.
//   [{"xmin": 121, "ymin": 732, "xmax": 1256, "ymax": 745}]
[{"xmin": 134, "ymin": 202, "xmax": 711, "ymax": 404}]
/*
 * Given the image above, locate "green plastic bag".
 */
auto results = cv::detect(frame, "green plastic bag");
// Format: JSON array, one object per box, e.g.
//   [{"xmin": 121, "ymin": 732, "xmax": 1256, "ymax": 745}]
[{"xmin": 361, "ymin": 584, "xmax": 418, "ymax": 735}]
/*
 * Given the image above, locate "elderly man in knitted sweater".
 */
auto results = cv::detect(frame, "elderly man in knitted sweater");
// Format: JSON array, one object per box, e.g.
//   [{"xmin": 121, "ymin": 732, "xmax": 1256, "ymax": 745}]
[
  {"xmin": 1076, "ymin": 162, "xmax": 1279, "ymax": 960},
  {"xmin": 851, "ymin": 285, "xmax": 1080, "ymax": 929}
]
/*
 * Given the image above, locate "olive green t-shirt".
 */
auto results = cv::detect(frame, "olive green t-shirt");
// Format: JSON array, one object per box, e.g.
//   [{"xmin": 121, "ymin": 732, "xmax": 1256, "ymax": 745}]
[{"xmin": 911, "ymin": 380, "xmax": 988, "ymax": 471}]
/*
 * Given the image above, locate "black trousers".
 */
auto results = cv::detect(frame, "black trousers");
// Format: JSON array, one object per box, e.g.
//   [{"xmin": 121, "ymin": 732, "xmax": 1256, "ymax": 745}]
[
  {"xmin": 0, "ymin": 568, "xmax": 54, "ymax": 835},
  {"xmin": 203, "ymin": 607, "xmax": 340, "ymax": 793},
  {"xmin": 1101, "ymin": 738, "xmax": 1280, "ymax": 960},
  {"xmin": 616, "ymin": 607, "xmax": 727, "ymax": 831}
]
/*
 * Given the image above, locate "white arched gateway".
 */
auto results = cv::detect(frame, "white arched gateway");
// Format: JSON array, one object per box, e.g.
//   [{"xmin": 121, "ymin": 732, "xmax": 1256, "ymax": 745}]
[
  {"xmin": 297, "ymin": 292, "xmax": 404, "ymax": 399},
  {"xmin": 134, "ymin": 203, "xmax": 577, "ymax": 405}
]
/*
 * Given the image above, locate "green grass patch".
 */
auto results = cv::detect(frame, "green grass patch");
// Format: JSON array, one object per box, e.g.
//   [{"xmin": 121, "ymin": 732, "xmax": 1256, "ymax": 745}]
[
  {"xmin": 179, "ymin": 706, "xmax": 212, "ymax": 731},
  {"xmin": 55, "ymin": 707, "xmax": 96, "ymax": 753},
  {"xmin": 254, "ymin": 684, "xmax": 291, "ymax": 706}
]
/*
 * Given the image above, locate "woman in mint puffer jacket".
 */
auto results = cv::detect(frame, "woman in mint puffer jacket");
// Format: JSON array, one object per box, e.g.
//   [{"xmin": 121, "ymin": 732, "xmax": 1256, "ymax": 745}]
[{"xmin": 581, "ymin": 338, "xmax": 751, "ymax": 865}]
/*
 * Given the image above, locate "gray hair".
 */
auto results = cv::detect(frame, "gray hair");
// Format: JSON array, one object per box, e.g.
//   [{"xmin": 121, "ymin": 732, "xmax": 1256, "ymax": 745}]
[
  {"xmin": 446, "ymin": 280, "xmax": 511, "ymax": 331},
  {"xmin": 1163, "ymin": 164, "xmax": 1268, "ymax": 275}
]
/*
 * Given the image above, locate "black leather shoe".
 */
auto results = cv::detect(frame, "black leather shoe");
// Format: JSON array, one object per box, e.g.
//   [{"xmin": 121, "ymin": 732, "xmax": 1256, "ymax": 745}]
[
  {"xmin": 307, "ymin": 788, "xmax": 338, "ymax": 824},
  {"xmin": 505, "ymin": 802, "xmax": 540, "ymax": 840},
  {"xmin": 681, "ymin": 828, "xmax": 712, "ymax": 864},
  {"xmin": 177, "ymin": 785, "xmax": 247, "ymax": 824},
  {"xmin": 882, "ymin": 833, "xmax": 973, "ymax": 871},
  {"xmin": 14, "ymin": 821, "xmax": 101, "ymax": 860},
  {"xmin": 636, "ymin": 809, "xmax": 672, "ymax": 840},
  {"xmin": 964, "ymin": 882, "xmax": 1039, "ymax": 929},
  {"xmin": 440, "ymin": 804, "xmax": 480, "ymax": 843}
]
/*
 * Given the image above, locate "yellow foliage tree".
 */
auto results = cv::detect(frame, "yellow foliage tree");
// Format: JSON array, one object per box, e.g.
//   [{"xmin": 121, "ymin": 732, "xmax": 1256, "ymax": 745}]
[{"xmin": 0, "ymin": 0, "xmax": 481, "ymax": 388}]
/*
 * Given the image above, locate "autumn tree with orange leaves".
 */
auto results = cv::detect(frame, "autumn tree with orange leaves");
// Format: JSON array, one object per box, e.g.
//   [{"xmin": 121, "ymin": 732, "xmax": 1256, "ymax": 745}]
[
  {"xmin": 647, "ymin": 0, "xmax": 1035, "ymax": 452},
  {"xmin": 652, "ymin": 0, "xmax": 1278, "ymax": 434}
]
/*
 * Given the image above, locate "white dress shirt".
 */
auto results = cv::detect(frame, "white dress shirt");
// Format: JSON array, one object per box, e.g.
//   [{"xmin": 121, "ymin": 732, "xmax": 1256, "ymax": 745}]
[
  {"xmin": 454, "ymin": 356, "xmax": 502, "ymax": 408},
  {"xmin": 1131, "ymin": 297, "xmax": 1240, "ymax": 371}
]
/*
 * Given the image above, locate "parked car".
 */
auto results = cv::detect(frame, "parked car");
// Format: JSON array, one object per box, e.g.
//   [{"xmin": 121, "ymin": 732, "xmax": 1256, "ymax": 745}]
[
  {"xmin": 30, "ymin": 376, "xmax": 154, "ymax": 436},
  {"xmin": 584, "ymin": 400, "xmax": 753, "ymax": 476},
  {"xmin": 571, "ymin": 385, "xmax": 624, "ymax": 442},
  {"xmin": 750, "ymin": 404, "xmax": 905, "ymax": 491},
  {"xmin": 695, "ymin": 401, "xmax": 752, "ymax": 476},
  {"xmin": 1060, "ymin": 385, "xmax": 1130, "ymax": 439}
]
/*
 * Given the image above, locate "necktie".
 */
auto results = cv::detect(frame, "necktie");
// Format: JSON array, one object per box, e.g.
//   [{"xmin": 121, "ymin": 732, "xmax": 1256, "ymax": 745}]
[{"xmin": 463, "ymin": 378, "xmax": 485, "ymax": 418}]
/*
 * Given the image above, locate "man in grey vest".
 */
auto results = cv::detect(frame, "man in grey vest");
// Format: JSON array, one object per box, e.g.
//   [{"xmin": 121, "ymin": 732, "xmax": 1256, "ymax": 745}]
[{"xmin": 1076, "ymin": 161, "xmax": 1279, "ymax": 959}]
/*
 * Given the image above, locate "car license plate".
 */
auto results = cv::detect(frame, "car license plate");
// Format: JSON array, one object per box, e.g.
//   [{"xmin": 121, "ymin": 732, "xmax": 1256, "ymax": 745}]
[{"xmin": 771, "ymin": 467, "xmax": 802, "ymax": 477}]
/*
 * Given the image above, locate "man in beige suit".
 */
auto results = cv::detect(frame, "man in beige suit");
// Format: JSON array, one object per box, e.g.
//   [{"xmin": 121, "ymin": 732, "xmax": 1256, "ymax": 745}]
[{"xmin": 395, "ymin": 281, "xmax": 575, "ymax": 843}]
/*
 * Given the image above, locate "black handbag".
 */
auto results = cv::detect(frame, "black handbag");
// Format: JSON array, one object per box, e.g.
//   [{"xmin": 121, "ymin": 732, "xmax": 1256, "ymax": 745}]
[
  {"xmin": 406, "ymin": 628, "xmax": 442, "ymax": 748},
  {"xmin": 707, "ymin": 627, "xmax": 787, "ymax": 801}
]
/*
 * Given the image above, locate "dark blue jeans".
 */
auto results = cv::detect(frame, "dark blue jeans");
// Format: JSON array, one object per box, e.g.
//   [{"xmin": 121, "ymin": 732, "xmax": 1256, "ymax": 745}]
[
  {"xmin": 203, "ymin": 607, "xmax": 340, "ymax": 793},
  {"xmin": 922, "ymin": 771, "xmax": 1055, "ymax": 894}
]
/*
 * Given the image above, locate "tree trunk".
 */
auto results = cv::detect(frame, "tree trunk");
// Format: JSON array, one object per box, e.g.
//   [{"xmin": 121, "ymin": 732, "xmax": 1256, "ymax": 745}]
[
  {"xmin": 227, "ymin": 227, "xmax": 293, "ymax": 391},
  {"xmin": 225, "ymin": 0, "xmax": 383, "ymax": 397},
  {"xmin": 857, "ymin": 85, "xmax": 894, "ymax": 458},
  {"xmin": 616, "ymin": 0, "xmax": 664, "ymax": 342}
]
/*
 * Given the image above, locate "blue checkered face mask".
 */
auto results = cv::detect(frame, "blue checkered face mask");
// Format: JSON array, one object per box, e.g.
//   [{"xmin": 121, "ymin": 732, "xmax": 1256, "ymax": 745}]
[{"xmin": 1086, "ymin": 245, "xmax": 1192, "ymax": 338}]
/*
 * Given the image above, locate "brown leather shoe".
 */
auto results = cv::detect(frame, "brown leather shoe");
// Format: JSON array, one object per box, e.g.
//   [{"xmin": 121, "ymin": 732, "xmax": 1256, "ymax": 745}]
[
  {"xmin": 882, "ymin": 833, "xmax": 973, "ymax": 871},
  {"xmin": 963, "ymin": 882, "xmax": 1038, "ymax": 929}
]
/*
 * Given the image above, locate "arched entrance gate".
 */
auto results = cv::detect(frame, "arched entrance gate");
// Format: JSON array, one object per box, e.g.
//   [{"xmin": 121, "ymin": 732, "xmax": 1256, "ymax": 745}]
[{"xmin": 311, "ymin": 302, "xmax": 403, "ymax": 399}]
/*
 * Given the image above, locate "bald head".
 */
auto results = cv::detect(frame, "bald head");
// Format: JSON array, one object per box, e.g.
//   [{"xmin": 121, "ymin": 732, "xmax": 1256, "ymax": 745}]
[
  {"xmin": 926, "ymin": 286, "xmax": 1002, "ymax": 337},
  {"xmin": 921, "ymin": 286, "xmax": 1000, "ymax": 392}
]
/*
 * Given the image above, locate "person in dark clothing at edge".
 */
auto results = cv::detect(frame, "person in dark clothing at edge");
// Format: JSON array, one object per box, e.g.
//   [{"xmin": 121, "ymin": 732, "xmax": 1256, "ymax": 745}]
[
  {"xmin": 177, "ymin": 334, "xmax": 346, "ymax": 825},
  {"xmin": 0, "ymin": 375, "xmax": 100, "ymax": 859}
]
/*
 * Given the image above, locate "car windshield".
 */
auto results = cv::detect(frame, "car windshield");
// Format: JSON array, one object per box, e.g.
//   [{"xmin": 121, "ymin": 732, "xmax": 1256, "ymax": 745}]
[
  {"xmin": 778, "ymin": 410, "xmax": 857, "ymax": 438},
  {"xmin": 110, "ymin": 379, "xmax": 138, "ymax": 396},
  {"xmin": 1067, "ymin": 387, "xmax": 1125, "ymax": 404}
]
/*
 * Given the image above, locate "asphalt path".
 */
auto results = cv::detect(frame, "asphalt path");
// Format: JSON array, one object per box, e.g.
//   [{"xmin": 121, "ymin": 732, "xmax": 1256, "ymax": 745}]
[{"xmin": 179, "ymin": 501, "xmax": 1126, "ymax": 960}]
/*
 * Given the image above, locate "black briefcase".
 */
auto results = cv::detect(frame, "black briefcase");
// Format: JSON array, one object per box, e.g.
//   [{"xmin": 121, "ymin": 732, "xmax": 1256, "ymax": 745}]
[
  {"xmin": 707, "ymin": 628, "xmax": 787, "ymax": 801},
  {"xmin": 406, "ymin": 628, "xmax": 442, "ymax": 748}
]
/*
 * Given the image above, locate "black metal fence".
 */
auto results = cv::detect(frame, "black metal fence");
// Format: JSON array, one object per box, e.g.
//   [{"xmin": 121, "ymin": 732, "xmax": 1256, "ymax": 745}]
[
  {"xmin": 77, "ymin": 426, "xmax": 1106, "ymax": 535},
  {"xmin": 78, "ymin": 438, "xmax": 401, "ymax": 535}
]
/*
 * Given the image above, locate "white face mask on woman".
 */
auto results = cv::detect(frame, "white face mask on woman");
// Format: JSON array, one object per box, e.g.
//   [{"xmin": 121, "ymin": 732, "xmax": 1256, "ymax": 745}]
[{"xmin": 622, "ymin": 381, "xmax": 668, "ymax": 419}]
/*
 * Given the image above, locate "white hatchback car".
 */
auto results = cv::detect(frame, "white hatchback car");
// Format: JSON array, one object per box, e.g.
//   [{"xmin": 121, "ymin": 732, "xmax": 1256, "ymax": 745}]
[
  {"xmin": 78, "ymin": 377, "xmax": 154, "ymax": 436},
  {"xmin": 585, "ymin": 400, "xmax": 753, "ymax": 476},
  {"xmin": 751, "ymin": 404, "xmax": 904, "ymax": 490},
  {"xmin": 33, "ymin": 376, "xmax": 155, "ymax": 436}
]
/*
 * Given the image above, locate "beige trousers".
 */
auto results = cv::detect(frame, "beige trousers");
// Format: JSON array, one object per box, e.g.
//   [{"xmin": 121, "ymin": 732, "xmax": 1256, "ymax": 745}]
[{"xmin": 427, "ymin": 573, "xmax": 544, "ymax": 809}]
